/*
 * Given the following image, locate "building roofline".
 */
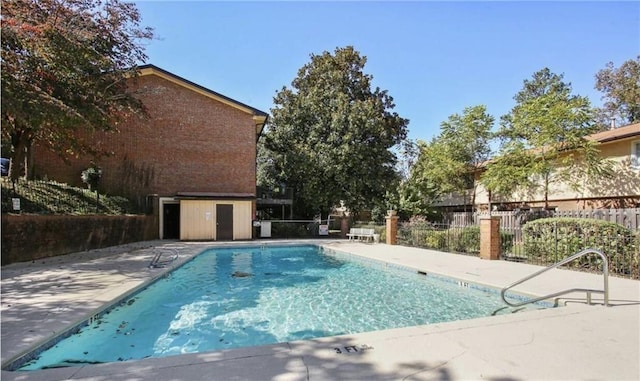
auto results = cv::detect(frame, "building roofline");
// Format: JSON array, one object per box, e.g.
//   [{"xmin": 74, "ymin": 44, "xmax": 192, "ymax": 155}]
[
  {"xmin": 477, "ymin": 122, "xmax": 640, "ymax": 169},
  {"xmin": 136, "ymin": 64, "xmax": 268, "ymax": 136},
  {"xmin": 586, "ymin": 122, "xmax": 640, "ymax": 143},
  {"xmin": 175, "ymin": 192, "xmax": 256, "ymax": 200}
]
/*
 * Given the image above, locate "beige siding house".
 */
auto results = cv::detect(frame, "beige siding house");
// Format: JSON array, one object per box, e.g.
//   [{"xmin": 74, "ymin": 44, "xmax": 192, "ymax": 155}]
[{"xmin": 439, "ymin": 122, "xmax": 640, "ymax": 211}]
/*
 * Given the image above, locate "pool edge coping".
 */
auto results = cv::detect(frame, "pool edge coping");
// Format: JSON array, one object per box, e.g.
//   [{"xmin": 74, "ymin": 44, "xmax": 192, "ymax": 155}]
[{"xmin": 3, "ymin": 240, "xmax": 554, "ymax": 372}]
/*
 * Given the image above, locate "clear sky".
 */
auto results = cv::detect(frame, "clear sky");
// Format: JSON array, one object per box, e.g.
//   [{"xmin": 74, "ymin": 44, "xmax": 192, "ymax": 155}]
[{"xmin": 134, "ymin": 1, "xmax": 639, "ymax": 142}]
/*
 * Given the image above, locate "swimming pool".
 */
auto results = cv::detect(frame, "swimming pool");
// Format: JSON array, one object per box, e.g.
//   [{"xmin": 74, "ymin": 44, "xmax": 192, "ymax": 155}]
[{"xmin": 15, "ymin": 244, "xmax": 545, "ymax": 370}]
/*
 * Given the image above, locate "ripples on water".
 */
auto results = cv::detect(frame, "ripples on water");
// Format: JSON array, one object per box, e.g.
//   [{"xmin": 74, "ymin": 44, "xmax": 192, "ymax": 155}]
[{"xmin": 20, "ymin": 245, "xmax": 533, "ymax": 370}]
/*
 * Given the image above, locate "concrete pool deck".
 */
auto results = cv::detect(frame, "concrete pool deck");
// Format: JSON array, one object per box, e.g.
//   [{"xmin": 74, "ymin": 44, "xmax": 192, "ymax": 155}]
[{"xmin": 1, "ymin": 240, "xmax": 638, "ymax": 380}]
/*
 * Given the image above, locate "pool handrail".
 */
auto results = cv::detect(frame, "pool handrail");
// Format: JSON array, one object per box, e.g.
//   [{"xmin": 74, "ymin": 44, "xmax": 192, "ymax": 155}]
[
  {"xmin": 500, "ymin": 248, "xmax": 609, "ymax": 307},
  {"xmin": 149, "ymin": 248, "xmax": 179, "ymax": 268}
]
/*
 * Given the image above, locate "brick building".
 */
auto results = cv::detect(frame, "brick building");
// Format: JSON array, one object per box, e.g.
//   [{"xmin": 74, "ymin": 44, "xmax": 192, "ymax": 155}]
[{"xmin": 33, "ymin": 64, "xmax": 268, "ymax": 240}]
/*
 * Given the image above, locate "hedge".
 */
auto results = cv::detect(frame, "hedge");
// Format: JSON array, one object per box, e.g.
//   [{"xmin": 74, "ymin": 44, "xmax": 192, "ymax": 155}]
[
  {"xmin": 417, "ymin": 226, "xmax": 512, "ymax": 255},
  {"xmin": 522, "ymin": 217, "xmax": 638, "ymax": 278},
  {"xmin": 270, "ymin": 222, "xmax": 311, "ymax": 238}
]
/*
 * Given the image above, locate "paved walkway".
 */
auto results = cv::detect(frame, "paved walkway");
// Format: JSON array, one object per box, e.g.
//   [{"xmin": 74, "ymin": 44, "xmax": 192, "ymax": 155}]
[{"xmin": 1, "ymin": 240, "xmax": 639, "ymax": 380}]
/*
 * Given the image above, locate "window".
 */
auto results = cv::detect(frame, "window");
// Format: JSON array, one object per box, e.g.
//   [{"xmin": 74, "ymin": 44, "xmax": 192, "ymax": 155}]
[{"xmin": 632, "ymin": 140, "xmax": 640, "ymax": 169}]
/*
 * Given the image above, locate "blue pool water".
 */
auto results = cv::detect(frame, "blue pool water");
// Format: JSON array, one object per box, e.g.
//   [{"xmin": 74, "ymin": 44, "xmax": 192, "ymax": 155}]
[{"xmin": 18, "ymin": 245, "xmax": 541, "ymax": 370}]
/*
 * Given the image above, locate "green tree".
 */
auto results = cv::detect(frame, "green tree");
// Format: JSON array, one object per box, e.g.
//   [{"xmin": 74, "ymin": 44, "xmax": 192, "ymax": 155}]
[
  {"xmin": 405, "ymin": 105, "xmax": 493, "ymax": 214},
  {"xmin": 261, "ymin": 46, "xmax": 408, "ymax": 218},
  {"xmin": 480, "ymin": 141, "xmax": 535, "ymax": 210},
  {"xmin": 482, "ymin": 68, "xmax": 609, "ymax": 208},
  {"xmin": 256, "ymin": 141, "xmax": 281, "ymax": 193},
  {"xmin": 438, "ymin": 105, "xmax": 494, "ymax": 210},
  {"xmin": 399, "ymin": 140, "xmax": 443, "ymax": 217},
  {"xmin": 396, "ymin": 139, "xmax": 419, "ymax": 182},
  {"xmin": 397, "ymin": 140, "xmax": 436, "ymax": 217},
  {"xmin": 1, "ymin": 0, "xmax": 153, "ymax": 182},
  {"xmin": 595, "ymin": 56, "xmax": 640, "ymax": 126}
]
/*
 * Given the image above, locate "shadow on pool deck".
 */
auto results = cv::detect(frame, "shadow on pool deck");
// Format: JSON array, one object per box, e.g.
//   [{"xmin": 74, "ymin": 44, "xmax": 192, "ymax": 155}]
[{"xmin": 1, "ymin": 239, "xmax": 639, "ymax": 380}]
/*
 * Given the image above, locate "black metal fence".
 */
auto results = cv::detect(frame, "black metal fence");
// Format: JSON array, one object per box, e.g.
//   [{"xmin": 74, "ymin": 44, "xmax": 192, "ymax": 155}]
[
  {"xmin": 262, "ymin": 219, "xmax": 343, "ymax": 239},
  {"xmin": 501, "ymin": 224, "xmax": 638, "ymax": 279},
  {"xmin": 397, "ymin": 222, "xmax": 482, "ymax": 256},
  {"xmin": 397, "ymin": 219, "xmax": 639, "ymax": 279},
  {"xmin": 446, "ymin": 208, "xmax": 640, "ymax": 231}
]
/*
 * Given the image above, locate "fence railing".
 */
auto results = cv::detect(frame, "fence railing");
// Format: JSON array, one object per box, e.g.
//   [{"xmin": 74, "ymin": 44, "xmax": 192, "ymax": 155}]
[
  {"xmin": 554, "ymin": 209, "xmax": 639, "ymax": 230},
  {"xmin": 263, "ymin": 219, "xmax": 342, "ymax": 239},
  {"xmin": 445, "ymin": 208, "xmax": 640, "ymax": 231},
  {"xmin": 397, "ymin": 223, "xmax": 481, "ymax": 257},
  {"xmin": 501, "ymin": 224, "xmax": 638, "ymax": 279},
  {"xmin": 398, "ymin": 219, "xmax": 639, "ymax": 279}
]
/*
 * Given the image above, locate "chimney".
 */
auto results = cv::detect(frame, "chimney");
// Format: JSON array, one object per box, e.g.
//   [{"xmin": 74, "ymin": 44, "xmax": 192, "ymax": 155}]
[{"xmin": 610, "ymin": 119, "xmax": 616, "ymax": 130}]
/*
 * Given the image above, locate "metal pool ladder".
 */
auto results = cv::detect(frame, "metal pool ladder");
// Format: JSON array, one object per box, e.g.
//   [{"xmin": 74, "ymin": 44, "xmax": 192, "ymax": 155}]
[
  {"xmin": 500, "ymin": 248, "xmax": 609, "ymax": 308},
  {"xmin": 149, "ymin": 248, "xmax": 179, "ymax": 268}
]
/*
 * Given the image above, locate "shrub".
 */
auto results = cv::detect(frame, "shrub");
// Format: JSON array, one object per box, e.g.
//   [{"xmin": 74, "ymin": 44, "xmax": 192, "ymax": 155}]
[
  {"xmin": 270, "ymin": 222, "xmax": 309, "ymax": 238},
  {"xmin": 457, "ymin": 226, "xmax": 480, "ymax": 253},
  {"xmin": 81, "ymin": 164, "xmax": 102, "ymax": 191},
  {"xmin": 424, "ymin": 230, "xmax": 447, "ymax": 250},
  {"xmin": 500, "ymin": 231, "xmax": 515, "ymax": 255},
  {"xmin": 522, "ymin": 217, "xmax": 638, "ymax": 277},
  {"xmin": 398, "ymin": 217, "xmax": 434, "ymax": 246},
  {"xmin": 420, "ymin": 226, "xmax": 481, "ymax": 254}
]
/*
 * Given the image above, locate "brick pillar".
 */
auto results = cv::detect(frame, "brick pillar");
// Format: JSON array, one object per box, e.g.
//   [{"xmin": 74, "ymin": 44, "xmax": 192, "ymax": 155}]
[
  {"xmin": 385, "ymin": 214, "xmax": 399, "ymax": 245},
  {"xmin": 480, "ymin": 216, "xmax": 501, "ymax": 260},
  {"xmin": 340, "ymin": 217, "xmax": 349, "ymax": 238}
]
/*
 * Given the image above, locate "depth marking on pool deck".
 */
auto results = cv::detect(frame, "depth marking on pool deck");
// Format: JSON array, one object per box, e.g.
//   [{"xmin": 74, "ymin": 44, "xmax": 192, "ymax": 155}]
[{"xmin": 333, "ymin": 344, "xmax": 374, "ymax": 354}]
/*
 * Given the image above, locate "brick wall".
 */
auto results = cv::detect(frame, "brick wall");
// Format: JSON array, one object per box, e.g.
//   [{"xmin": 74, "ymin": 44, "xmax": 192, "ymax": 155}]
[
  {"xmin": 1, "ymin": 214, "xmax": 157, "ymax": 265},
  {"xmin": 32, "ymin": 74, "xmax": 258, "ymax": 202}
]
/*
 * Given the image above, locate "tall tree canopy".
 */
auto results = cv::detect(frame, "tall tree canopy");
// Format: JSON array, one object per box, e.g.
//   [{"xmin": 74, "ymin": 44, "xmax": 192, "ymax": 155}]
[
  {"xmin": 438, "ymin": 105, "xmax": 494, "ymax": 209},
  {"xmin": 403, "ymin": 105, "xmax": 493, "ymax": 214},
  {"xmin": 260, "ymin": 46, "xmax": 409, "ymax": 218},
  {"xmin": 482, "ymin": 68, "xmax": 608, "ymax": 208},
  {"xmin": 595, "ymin": 56, "xmax": 640, "ymax": 126},
  {"xmin": 399, "ymin": 139, "xmax": 447, "ymax": 217},
  {"xmin": 1, "ymin": 0, "xmax": 153, "ymax": 181}
]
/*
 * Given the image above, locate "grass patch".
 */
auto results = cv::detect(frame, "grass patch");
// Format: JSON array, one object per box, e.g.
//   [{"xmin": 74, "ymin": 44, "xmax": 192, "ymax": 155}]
[{"xmin": 1, "ymin": 178, "xmax": 141, "ymax": 215}]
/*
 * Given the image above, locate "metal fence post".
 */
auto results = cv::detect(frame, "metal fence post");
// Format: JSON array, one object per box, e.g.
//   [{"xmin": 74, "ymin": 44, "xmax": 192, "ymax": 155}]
[{"xmin": 554, "ymin": 221, "xmax": 558, "ymax": 263}]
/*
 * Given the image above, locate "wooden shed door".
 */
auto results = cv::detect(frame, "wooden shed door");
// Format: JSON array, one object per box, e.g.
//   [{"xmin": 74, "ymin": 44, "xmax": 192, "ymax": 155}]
[{"xmin": 216, "ymin": 204, "xmax": 234, "ymax": 241}]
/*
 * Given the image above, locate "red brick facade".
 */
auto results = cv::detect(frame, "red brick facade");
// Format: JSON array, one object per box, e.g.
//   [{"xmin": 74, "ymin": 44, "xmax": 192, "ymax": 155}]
[{"xmin": 33, "ymin": 66, "xmax": 268, "ymax": 204}]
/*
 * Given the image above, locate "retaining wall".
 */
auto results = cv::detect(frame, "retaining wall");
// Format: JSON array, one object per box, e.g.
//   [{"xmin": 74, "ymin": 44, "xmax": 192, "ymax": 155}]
[{"xmin": 1, "ymin": 214, "xmax": 157, "ymax": 265}]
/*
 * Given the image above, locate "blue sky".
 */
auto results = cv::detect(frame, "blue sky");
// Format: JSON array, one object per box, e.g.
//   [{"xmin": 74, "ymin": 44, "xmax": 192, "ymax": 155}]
[{"xmin": 134, "ymin": 1, "xmax": 639, "ymax": 142}]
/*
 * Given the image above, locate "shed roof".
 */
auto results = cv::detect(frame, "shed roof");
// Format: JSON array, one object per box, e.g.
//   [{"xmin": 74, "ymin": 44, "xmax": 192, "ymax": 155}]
[
  {"xmin": 175, "ymin": 192, "xmax": 255, "ymax": 200},
  {"xmin": 137, "ymin": 64, "xmax": 269, "ymax": 136}
]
